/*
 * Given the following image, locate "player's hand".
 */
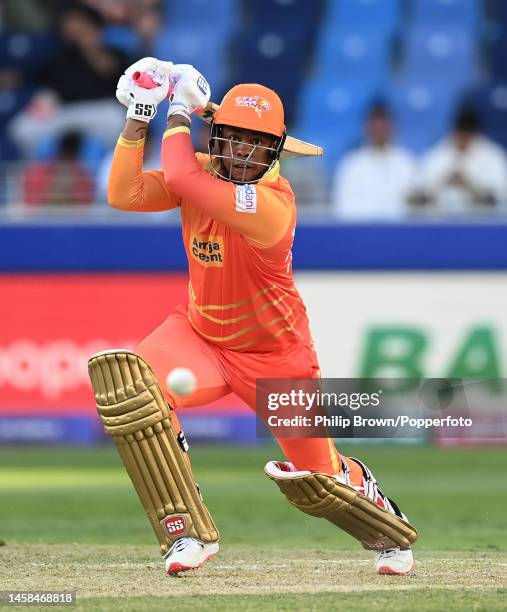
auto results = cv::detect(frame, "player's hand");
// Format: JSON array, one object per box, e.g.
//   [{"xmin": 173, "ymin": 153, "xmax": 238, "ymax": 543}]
[
  {"xmin": 116, "ymin": 57, "xmax": 173, "ymax": 107},
  {"xmin": 125, "ymin": 82, "xmax": 169, "ymax": 122},
  {"xmin": 116, "ymin": 57, "xmax": 173, "ymax": 123},
  {"xmin": 167, "ymin": 65, "xmax": 210, "ymax": 121}
]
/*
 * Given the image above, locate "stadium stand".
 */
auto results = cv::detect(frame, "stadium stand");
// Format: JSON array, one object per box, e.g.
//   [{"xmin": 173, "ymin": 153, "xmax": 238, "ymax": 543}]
[
  {"xmin": 387, "ymin": 79, "xmax": 459, "ymax": 153},
  {"xmin": 411, "ymin": 0, "xmax": 481, "ymax": 29},
  {"xmin": 402, "ymin": 26, "xmax": 478, "ymax": 85},
  {"xmin": 1, "ymin": 0, "xmax": 506, "ymax": 212},
  {"xmin": 464, "ymin": 82, "xmax": 507, "ymax": 149},
  {"xmin": 324, "ymin": 0, "xmax": 402, "ymax": 37}
]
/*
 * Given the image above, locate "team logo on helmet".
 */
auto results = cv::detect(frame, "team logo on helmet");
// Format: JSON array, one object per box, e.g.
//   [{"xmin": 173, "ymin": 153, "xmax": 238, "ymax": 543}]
[{"xmin": 235, "ymin": 96, "xmax": 272, "ymax": 117}]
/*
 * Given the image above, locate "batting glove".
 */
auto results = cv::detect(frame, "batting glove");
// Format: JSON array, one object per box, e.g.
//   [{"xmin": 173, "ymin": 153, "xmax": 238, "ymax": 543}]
[
  {"xmin": 167, "ymin": 65, "xmax": 210, "ymax": 121},
  {"xmin": 116, "ymin": 57, "xmax": 174, "ymax": 123}
]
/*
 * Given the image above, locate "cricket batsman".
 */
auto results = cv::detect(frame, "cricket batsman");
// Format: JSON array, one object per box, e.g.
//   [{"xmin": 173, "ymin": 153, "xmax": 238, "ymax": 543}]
[{"xmin": 88, "ymin": 58, "xmax": 418, "ymax": 576}]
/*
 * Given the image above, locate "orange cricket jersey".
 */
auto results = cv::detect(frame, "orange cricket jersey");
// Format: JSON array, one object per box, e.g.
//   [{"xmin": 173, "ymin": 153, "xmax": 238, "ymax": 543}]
[{"xmin": 108, "ymin": 127, "xmax": 313, "ymax": 353}]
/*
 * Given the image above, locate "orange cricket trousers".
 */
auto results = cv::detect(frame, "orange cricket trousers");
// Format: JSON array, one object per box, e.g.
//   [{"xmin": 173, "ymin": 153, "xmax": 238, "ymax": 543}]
[{"xmin": 136, "ymin": 305, "xmax": 363, "ymax": 484}]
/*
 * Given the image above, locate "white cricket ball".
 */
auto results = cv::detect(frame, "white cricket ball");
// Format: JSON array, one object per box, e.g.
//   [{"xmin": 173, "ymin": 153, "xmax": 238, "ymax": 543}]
[{"xmin": 166, "ymin": 367, "xmax": 196, "ymax": 396}]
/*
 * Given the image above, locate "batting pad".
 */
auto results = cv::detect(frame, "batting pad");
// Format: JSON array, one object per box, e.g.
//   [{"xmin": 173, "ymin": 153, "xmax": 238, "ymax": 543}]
[
  {"xmin": 88, "ymin": 350, "xmax": 219, "ymax": 555},
  {"xmin": 265, "ymin": 462, "xmax": 417, "ymax": 551}
]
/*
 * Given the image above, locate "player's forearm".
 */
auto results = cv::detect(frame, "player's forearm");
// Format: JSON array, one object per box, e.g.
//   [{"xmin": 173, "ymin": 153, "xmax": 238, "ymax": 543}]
[
  {"xmin": 167, "ymin": 115, "xmax": 191, "ymax": 130},
  {"xmin": 108, "ymin": 133, "xmax": 180, "ymax": 212},
  {"xmin": 108, "ymin": 135, "xmax": 147, "ymax": 210},
  {"xmin": 121, "ymin": 119, "xmax": 148, "ymax": 142}
]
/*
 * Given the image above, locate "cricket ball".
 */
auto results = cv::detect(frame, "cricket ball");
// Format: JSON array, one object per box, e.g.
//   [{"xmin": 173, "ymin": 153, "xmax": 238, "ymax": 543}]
[{"xmin": 166, "ymin": 367, "xmax": 197, "ymax": 396}]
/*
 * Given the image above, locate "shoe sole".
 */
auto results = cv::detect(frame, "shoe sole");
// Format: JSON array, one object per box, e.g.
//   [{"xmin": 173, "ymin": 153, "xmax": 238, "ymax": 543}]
[
  {"xmin": 376, "ymin": 561, "xmax": 415, "ymax": 576},
  {"xmin": 166, "ymin": 550, "xmax": 218, "ymax": 576}
]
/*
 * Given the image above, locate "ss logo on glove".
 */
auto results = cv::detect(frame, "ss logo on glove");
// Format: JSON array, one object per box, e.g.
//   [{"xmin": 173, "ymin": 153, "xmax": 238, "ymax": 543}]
[{"xmin": 135, "ymin": 103, "xmax": 154, "ymax": 117}]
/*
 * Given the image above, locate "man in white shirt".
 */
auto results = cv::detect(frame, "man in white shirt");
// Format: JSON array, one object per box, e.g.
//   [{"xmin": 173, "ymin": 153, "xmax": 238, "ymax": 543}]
[
  {"xmin": 331, "ymin": 101, "xmax": 416, "ymax": 220},
  {"xmin": 416, "ymin": 107, "xmax": 507, "ymax": 213}
]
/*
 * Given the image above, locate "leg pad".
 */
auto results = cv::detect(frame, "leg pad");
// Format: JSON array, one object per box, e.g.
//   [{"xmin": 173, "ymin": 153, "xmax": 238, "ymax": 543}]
[
  {"xmin": 88, "ymin": 350, "xmax": 219, "ymax": 555},
  {"xmin": 265, "ymin": 463, "xmax": 417, "ymax": 551}
]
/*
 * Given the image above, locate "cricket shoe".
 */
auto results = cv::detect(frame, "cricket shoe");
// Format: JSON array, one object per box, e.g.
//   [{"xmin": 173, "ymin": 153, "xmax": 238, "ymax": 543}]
[
  {"xmin": 348, "ymin": 457, "xmax": 415, "ymax": 575},
  {"xmin": 164, "ymin": 537, "xmax": 219, "ymax": 576},
  {"xmin": 374, "ymin": 547, "xmax": 414, "ymax": 575}
]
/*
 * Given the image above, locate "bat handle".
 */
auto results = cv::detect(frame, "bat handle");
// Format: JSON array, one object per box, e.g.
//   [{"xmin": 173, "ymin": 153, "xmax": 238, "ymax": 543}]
[
  {"xmin": 132, "ymin": 71, "xmax": 174, "ymax": 99},
  {"xmin": 132, "ymin": 71, "xmax": 158, "ymax": 89}
]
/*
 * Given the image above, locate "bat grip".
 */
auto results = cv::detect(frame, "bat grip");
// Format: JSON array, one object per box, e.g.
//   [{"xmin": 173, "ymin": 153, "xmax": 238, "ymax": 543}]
[
  {"xmin": 132, "ymin": 71, "xmax": 174, "ymax": 99},
  {"xmin": 132, "ymin": 71, "xmax": 158, "ymax": 89}
]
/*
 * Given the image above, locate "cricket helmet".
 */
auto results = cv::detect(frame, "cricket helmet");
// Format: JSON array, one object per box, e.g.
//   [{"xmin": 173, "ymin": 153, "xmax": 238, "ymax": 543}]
[{"xmin": 208, "ymin": 83, "xmax": 286, "ymax": 184}]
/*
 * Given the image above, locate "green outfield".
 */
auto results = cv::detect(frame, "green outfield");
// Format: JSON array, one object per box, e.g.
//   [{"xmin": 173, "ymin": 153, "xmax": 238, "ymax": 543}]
[{"xmin": 0, "ymin": 444, "xmax": 506, "ymax": 611}]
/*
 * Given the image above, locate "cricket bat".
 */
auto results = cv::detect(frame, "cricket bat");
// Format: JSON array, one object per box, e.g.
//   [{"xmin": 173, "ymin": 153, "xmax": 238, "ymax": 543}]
[{"xmin": 132, "ymin": 71, "xmax": 323, "ymax": 159}]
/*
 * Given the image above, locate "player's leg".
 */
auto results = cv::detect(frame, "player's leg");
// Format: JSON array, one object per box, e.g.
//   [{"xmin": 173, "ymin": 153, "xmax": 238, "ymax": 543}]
[
  {"xmin": 136, "ymin": 305, "xmax": 230, "ymax": 447},
  {"xmin": 135, "ymin": 307, "xmax": 230, "ymax": 574},
  {"xmin": 88, "ymin": 307, "xmax": 229, "ymax": 575},
  {"xmin": 221, "ymin": 341, "xmax": 417, "ymax": 572},
  {"xmin": 265, "ymin": 452, "xmax": 415, "ymax": 574}
]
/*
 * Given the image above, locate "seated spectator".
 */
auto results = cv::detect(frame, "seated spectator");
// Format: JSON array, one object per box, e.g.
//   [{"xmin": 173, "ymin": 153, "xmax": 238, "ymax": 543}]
[
  {"xmin": 413, "ymin": 106, "xmax": 507, "ymax": 213},
  {"xmin": 22, "ymin": 131, "xmax": 94, "ymax": 205},
  {"xmin": 8, "ymin": 1, "xmax": 127, "ymax": 159},
  {"xmin": 331, "ymin": 101, "xmax": 416, "ymax": 220},
  {"xmin": 1, "ymin": 0, "xmax": 60, "ymax": 31}
]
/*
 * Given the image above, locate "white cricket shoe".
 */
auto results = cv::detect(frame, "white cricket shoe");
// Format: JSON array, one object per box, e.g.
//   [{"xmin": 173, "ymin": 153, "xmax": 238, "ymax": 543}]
[
  {"xmin": 164, "ymin": 537, "xmax": 219, "ymax": 576},
  {"xmin": 374, "ymin": 547, "xmax": 414, "ymax": 575}
]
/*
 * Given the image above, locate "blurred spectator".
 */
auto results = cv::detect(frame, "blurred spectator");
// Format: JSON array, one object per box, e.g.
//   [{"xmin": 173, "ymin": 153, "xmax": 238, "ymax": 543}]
[
  {"xmin": 8, "ymin": 2, "xmax": 127, "ymax": 159},
  {"xmin": 331, "ymin": 101, "xmax": 416, "ymax": 220},
  {"xmin": 134, "ymin": 7, "xmax": 163, "ymax": 56},
  {"xmin": 414, "ymin": 106, "xmax": 507, "ymax": 212},
  {"xmin": 83, "ymin": 0, "xmax": 162, "ymax": 56},
  {"xmin": 22, "ymin": 131, "xmax": 94, "ymax": 205},
  {"xmin": 0, "ymin": 0, "xmax": 60, "ymax": 31},
  {"xmin": 83, "ymin": 0, "xmax": 160, "ymax": 24}
]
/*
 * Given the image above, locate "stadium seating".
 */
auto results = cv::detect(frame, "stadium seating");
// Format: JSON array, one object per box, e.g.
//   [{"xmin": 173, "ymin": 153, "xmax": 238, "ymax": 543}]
[
  {"xmin": 486, "ymin": 0, "xmax": 507, "ymax": 24},
  {"xmin": 402, "ymin": 26, "xmax": 477, "ymax": 85},
  {"xmin": 153, "ymin": 25, "xmax": 228, "ymax": 93},
  {"xmin": 242, "ymin": 0, "xmax": 324, "ymax": 30},
  {"xmin": 313, "ymin": 28, "xmax": 393, "ymax": 81},
  {"xmin": 411, "ymin": 0, "xmax": 481, "ymax": 29},
  {"xmin": 0, "ymin": 32, "xmax": 55, "ymax": 70},
  {"xmin": 1, "ymin": 0, "xmax": 502, "ymax": 192},
  {"xmin": 294, "ymin": 78, "xmax": 381, "ymax": 167},
  {"xmin": 0, "ymin": 87, "xmax": 33, "ymax": 161},
  {"xmin": 465, "ymin": 82, "xmax": 507, "ymax": 148},
  {"xmin": 324, "ymin": 0, "xmax": 401, "ymax": 37},
  {"xmin": 387, "ymin": 79, "xmax": 459, "ymax": 152},
  {"xmin": 164, "ymin": 0, "xmax": 237, "ymax": 35},
  {"xmin": 229, "ymin": 25, "xmax": 313, "ymax": 126},
  {"xmin": 488, "ymin": 31, "xmax": 507, "ymax": 79}
]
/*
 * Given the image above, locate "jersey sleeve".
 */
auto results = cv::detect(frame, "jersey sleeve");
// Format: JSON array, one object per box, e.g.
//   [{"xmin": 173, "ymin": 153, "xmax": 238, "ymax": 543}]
[
  {"xmin": 108, "ymin": 135, "xmax": 181, "ymax": 212},
  {"xmin": 161, "ymin": 127, "xmax": 293, "ymax": 248}
]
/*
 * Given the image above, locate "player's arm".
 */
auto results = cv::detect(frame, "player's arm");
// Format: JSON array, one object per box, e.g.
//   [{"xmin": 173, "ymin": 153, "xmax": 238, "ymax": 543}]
[
  {"xmin": 108, "ymin": 58, "xmax": 180, "ymax": 212},
  {"xmin": 108, "ymin": 118, "xmax": 180, "ymax": 212},
  {"xmin": 162, "ymin": 126, "xmax": 292, "ymax": 247}
]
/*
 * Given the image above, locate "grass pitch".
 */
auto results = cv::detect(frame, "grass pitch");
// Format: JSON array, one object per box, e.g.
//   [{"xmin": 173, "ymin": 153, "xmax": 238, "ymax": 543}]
[{"xmin": 0, "ymin": 444, "xmax": 506, "ymax": 610}]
